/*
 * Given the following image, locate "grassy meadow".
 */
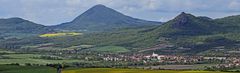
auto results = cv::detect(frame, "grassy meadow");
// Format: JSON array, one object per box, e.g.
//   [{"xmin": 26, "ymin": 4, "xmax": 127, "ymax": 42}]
[
  {"xmin": 62, "ymin": 68, "xmax": 237, "ymax": 73},
  {"xmin": 0, "ymin": 65, "xmax": 56, "ymax": 73},
  {"xmin": 0, "ymin": 49, "xmax": 15, "ymax": 53},
  {"xmin": 0, "ymin": 53, "xmax": 83, "ymax": 65},
  {"xmin": 91, "ymin": 46, "xmax": 130, "ymax": 53}
]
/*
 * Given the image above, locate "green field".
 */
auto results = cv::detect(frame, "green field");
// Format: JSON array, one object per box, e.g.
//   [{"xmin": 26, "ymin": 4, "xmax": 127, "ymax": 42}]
[
  {"xmin": 91, "ymin": 46, "xmax": 130, "ymax": 53},
  {"xmin": 139, "ymin": 64, "xmax": 217, "ymax": 70},
  {"xmin": 0, "ymin": 54, "xmax": 83, "ymax": 65},
  {"xmin": 0, "ymin": 65, "xmax": 56, "ymax": 73},
  {"xmin": 63, "ymin": 68, "xmax": 236, "ymax": 73},
  {"xmin": 0, "ymin": 49, "xmax": 15, "ymax": 54}
]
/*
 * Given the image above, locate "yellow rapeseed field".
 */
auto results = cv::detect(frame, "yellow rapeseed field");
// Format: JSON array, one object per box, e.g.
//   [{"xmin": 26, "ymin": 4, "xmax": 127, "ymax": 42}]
[
  {"xmin": 39, "ymin": 32, "xmax": 82, "ymax": 37},
  {"xmin": 62, "ymin": 68, "xmax": 236, "ymax": 73}
]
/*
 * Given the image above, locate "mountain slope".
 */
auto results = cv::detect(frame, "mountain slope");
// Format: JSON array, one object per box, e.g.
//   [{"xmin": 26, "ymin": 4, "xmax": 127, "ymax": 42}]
[
  {"xmin": 155, "ymin": 12, "xmax": 220, "ymax": 37},
  {"xmin": 214, "ymin": 15, "xmax": 240, "ymax": 33},
  {"xmin": 1, "ymin": 12, "xmax": 240, "ymax": 55},
  {"xmin": 0, "ymin": 17, "xmax": 52, "ymax": 36},
  {"xmin": 53, "ymin": 12, "xmax": 240, "ymax": 54},
  {"xmin": 55, "ymin": 4, "xmax": 161, "ymax": 31},
  {"xmin": 149, "ymin": 12, "xmax": 240, "ymax": 54},
  {"xmin": 47, "ymin": 12, "xmax": 223, "ymax": 49}
]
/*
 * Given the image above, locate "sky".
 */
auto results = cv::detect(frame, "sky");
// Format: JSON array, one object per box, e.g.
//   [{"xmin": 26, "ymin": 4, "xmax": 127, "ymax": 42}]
[{"xmin": 0, "ymin": 0, "xmax": 240, "ymax": 25}]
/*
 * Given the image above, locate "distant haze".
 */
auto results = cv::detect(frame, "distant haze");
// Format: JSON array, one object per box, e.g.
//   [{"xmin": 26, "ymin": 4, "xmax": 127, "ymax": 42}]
[{"xmin": 0, "ymin": 0, "xmax": 240, "ymax": 25}]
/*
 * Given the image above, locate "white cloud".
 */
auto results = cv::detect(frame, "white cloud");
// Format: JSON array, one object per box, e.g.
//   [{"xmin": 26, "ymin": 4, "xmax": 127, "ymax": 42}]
[
  {"xmin": 96, "ymin": 0, "xmax": 113, "ymax": 4},
  {"xmin": 229, "ymin": 0, "xmax": 240, "ymax": 10}
]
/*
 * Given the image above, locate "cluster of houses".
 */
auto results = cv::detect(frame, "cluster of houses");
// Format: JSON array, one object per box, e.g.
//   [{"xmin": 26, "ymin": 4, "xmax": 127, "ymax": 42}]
[
  {"xmin": 142, "ymin": 52, "xmax": 203, "ymax": 64},
  {"xmin": 215, "ymin": 57, "xmax": 240, "ymax": 68},
  {"xmin": 102, "ymin": 52, "xmax": 202, "ymax": 64},
  {"xmin": 100, "ymin": 52, "xmax": 240, "ymax": 67}
]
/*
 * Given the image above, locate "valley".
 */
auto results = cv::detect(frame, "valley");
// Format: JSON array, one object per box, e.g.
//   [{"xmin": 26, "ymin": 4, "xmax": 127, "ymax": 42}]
[{"xmin": 0, "ymin": 3, "xmax": 240, "ymax": 73}]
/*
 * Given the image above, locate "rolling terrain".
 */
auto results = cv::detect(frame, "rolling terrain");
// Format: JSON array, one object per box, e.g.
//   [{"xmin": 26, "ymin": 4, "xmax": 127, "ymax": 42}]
[
  {"xmin": 40, "ymin": 12, "xmax": 240, "ymax": 55},
  {"xmin": 0, "ymin": 17, "xmax": 53, "ymax": 39},
  {"xmin": 1, "ymin": 10, "xmax": 240, "ymax": 55},
  {"xmin": 0, "ymin": 4, "xmax": 239, "ymax": 63},
  {"xmin": 0, "ymin": 4, "xmax": 240, "ymax": 73}
]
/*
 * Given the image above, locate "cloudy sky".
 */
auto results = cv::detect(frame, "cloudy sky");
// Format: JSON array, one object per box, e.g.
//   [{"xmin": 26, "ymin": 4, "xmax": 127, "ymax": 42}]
[{"xmin": 0, "ymin": 0, "xmax": 240, "ymax": 25}]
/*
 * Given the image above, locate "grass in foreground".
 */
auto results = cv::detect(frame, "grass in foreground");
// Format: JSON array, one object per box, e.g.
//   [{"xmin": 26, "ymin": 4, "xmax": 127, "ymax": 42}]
[
  {"xmin": 0, "ymin": 49, "xmax": 15, "ymax": 54},
  {"xmin": 0, "ymin": 54, "xmax": 83, "ymax": 65},
  {"xmin": 0, "ymin": 65, "xmax": 56, "ymax": 73},
  {"xmin": 63, "ymin": 68, "xmax": 237, "ymax": 73}
]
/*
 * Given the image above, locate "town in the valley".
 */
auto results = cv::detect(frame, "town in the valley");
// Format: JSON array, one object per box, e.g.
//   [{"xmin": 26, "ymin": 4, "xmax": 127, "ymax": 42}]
[{"xmin": 72, "ymin": 52, "xmax": 240, "ymax": 70}]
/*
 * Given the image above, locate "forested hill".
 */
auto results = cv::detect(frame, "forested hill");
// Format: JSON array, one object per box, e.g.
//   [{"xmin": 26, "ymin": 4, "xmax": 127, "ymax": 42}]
[
  {"xmin": 54, "ymin": 4, "xmax": 161, "ymax": 31},
  {"xmin": 0, "ymin": 18, "xmax": 52, "ymax": 34},
  {"xmin": 48, "ymin": 12, "xmax": 240, "ymax": 54},
  {"xmin": 1, "ymin": 12, "xmax": 240, "ymax": 55}
]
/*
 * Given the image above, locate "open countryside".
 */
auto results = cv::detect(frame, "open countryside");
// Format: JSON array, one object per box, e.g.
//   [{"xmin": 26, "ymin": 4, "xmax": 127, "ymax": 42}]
[
  {"xmin": 1, "ymin": 0, "xmax": 240, "ymax": 73},
  {"xmin": 62, "ymin": 68, "xmax": 237, "ymax": 73}
]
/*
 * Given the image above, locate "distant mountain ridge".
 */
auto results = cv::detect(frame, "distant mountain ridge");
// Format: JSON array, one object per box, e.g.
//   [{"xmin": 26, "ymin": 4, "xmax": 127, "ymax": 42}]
[
  {"xmin": 54, "ymin": 4, "xmax": 161, "ymax": 31},
  {"xmin": 61, "ymin": 12, "xmax": 240, "ymax": 54},
  {"xmin": 1, "ymin": 8, "xmax": 240, "ymax": 55},
  {"xmin": 214, "ymin": 15, "xmax": 240, "ymax": 33},
  {"xmin": 0, "ymin": 17, "xmax": 52, "ymax": 34}
]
